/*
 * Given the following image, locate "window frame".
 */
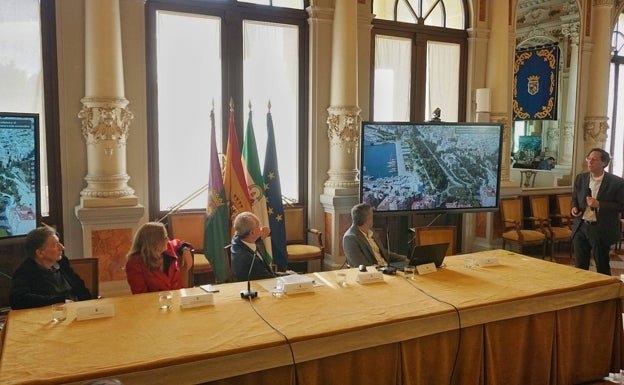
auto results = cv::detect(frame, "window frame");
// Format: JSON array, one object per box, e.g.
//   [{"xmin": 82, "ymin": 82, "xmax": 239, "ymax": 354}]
[
  {"xmin": 370, "ymin": 8, "xmax": 469, "ymax": 122},
  {"xmin": 41, "ymin": 0, "xmax": 63, "ymax": 235},
  {"xmin": 145, "ymin": 0, "xmax": 309, "ymax": 221}
]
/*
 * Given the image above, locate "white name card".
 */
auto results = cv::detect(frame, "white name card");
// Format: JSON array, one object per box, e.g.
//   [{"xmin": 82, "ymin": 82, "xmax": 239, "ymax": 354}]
[
  {"xmin": 75, "ymin": 303, "xmax": 115, "ymax": 321},
  {"xmin": 416, "ymin": 263, "xmax": 437, "ymax": 275},
  {"xmin": 279, "ymin": 274, "xmax": 315, "ymax": 294},
  {"xmin": 475, "ymin": 256, "xmax": 500, "ymax": 267},
  {"xmin": 180, "ymin": 288, "xmax": 214, "ymax": 308},
  {"xmin": 356, "ymin": 271, "xmax": 384, "ymax": 284}
]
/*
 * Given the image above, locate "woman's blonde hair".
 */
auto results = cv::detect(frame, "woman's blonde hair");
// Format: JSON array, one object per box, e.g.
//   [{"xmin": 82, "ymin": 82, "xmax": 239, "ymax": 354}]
[{"xmin": 127, "ymin": 222, "xmax": 168, "ymax": 271}]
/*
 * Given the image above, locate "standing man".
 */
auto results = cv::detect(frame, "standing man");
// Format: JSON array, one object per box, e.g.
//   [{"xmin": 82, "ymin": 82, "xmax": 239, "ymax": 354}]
[
  {"xmin": 343, "ymin": 203, "xmax": 408, "ymax": 267},
  {"xmin": 571, "ymin": 148, "xmax": 624, "ymax": 275},
  {"xmin": 230, "ymin": 212, "xmax": 275, "ymax": 282}
]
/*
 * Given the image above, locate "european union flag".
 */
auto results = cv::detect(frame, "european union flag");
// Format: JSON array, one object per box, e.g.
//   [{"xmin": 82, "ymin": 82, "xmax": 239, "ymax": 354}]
[{"xmin": 262, "ymin": 107, "xmax": 288, "ymax": 269}]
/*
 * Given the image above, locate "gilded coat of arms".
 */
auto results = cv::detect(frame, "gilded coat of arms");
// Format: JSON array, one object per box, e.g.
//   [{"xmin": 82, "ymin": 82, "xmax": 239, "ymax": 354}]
[{"xmin": 527, "ymin": 75, "xmax": 540, "ymax": 96}]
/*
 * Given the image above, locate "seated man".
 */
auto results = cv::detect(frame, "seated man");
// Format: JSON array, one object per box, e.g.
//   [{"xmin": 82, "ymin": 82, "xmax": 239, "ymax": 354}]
[
  {"xmin": 342, "ymin": 203, "xmax": 408, "ymax": 267},
  {"xmin": 230, "ymin": 212, "xmax": 275, "ymax": 282},
  {"xmin": 537, "ymin": 156, "xmax": 556, "ymax": 170},
  {"xmin": 10, "ymin": 226, "xmax": 92, "ymax": 310}
]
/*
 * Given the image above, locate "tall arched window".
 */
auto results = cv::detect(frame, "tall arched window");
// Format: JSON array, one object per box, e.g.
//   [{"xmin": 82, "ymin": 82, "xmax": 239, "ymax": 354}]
[
  {"xmin": 146, "ymin": 0, "xmax": 308, "ymax": 220},
  {"xmin": 371, "ymin": 0, "xmax": 468, "ymax": 122}
]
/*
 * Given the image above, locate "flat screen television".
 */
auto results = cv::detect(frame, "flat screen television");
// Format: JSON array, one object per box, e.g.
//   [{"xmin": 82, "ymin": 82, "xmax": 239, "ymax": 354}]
[
  {"xmin": 0, "ymin": 112, "xmax": 40, "ymax": 239},
  {"xmin": 360, "ymin": 122, "xmax": 503, "ymax": 214}
]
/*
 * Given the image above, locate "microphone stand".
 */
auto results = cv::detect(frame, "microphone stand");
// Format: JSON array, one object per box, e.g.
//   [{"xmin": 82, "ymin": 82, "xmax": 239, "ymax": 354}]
[{"xmin": 241, "ymin": 250, "xmax": 258, "ymax": 299}]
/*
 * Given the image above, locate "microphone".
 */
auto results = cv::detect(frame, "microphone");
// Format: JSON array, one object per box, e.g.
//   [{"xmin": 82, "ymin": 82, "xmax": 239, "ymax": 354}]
[
  {"xmin": 240, "ymin": 248, "xmax": 258, "ymax": 299},
  {"xmin": 586, "ymin": 188, "xmax": 596, "ymax": 211}
]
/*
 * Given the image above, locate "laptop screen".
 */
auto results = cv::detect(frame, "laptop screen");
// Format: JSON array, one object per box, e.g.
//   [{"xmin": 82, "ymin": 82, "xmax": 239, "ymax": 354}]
[{"xmin": 409, "ymin": 242, "xmax": 450, "ymax": 267}]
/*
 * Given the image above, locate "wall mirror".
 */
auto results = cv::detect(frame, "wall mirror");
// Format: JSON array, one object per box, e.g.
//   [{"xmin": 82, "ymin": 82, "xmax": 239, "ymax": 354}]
[{"xmin": 512, "ymin": 0, "xmax": 579, "ymax": 189}]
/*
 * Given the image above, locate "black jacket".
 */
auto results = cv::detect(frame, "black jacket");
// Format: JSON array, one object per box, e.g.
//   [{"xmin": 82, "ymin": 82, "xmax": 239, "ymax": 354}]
[
  {"xmin": 230, "ymin": 235, "xmax": 275, "ymax": 282},
  {"xmin": 571, "ymin": 171, "xmax": 624, "ymax": 245},
  {"xmin": 9, "ymin": 255, "xmax": 92, "ymax": 310}
]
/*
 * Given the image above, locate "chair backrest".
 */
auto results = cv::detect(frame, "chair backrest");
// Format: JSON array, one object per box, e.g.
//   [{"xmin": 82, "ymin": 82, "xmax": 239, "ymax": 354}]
[
  {"xmin": 284, "ymin": 206, "xmax": 306, "ymax": 244},
  {"xmin": 500, "ymin": 197, "xmax": 524, "ymax": 229},
  {"xmin": 529, "ymin": 195, "xmax": 550, "ymax": 220},
  {"xmin": 414, "ymin": 226, "xmax": 456, "ymax": 256},
  {"xmin": 555, "ymin": 194, "xmax": 572, "ymax": 217},
  {"xmin": 68, "ymin": 257, "xmax": 99, "ymax": 298},
  {"xmin": 168, "ymin": 212, "xmax": 206, "ymax": 252},
  {"xmin": 223, "ymin": 244, "xmax": 233, "ymax": 283}
]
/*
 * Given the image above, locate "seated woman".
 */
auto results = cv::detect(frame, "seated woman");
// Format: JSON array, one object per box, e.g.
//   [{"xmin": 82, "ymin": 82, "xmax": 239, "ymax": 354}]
[
  {"xmin": 125, "ymin": 222, "xmax": 193, "ymax": 294},
  {"xmin": 10, "ymin": 226, "xmax": 92, "ymax": 310}
]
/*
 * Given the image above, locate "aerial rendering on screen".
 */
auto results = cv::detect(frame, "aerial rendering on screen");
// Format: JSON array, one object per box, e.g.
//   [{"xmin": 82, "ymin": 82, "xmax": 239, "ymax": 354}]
[
  {"xmin": 361, "ymin": 123, "xmax": 502, "ymax": 213},
  {"xmin": 0, "ymin": 114, "xmax": 38, "ymax": 238}
]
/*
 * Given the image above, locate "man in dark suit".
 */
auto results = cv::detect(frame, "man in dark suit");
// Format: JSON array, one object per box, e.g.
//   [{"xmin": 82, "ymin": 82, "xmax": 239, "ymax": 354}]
[
  {"xmin": 10, "ymin": 226, "xmax": 92, "ymax": 309},
  {"xmin": 571, "ymin": 148, "xmax": 624, "ymax": 275},
  {"xmin": 230, "ymin": 212, "xmax": 275, "ymax": 282},
  {"xmin": 342, "ymin": 203, "xmax": 408, "ymax": 267}
]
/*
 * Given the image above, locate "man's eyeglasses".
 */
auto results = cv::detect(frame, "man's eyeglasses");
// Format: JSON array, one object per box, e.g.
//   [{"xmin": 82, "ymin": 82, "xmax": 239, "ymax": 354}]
[{"xmin": 586, "ymin": 157, "xmax": 602, "ymax": 163}]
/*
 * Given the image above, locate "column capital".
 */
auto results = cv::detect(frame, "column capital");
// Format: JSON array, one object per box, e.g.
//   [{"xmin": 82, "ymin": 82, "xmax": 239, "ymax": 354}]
[
  {"xmin": 583, "ymin": 116, "xmax": 609, "ymax": 144},
  {"xmin": 78, "ymin": 97, "xmax": 133, "ymax": 145},
  {"xmin": 593, "ymin": 0, "xmax": 614, "ymax": 7},
  {"xmin": 326, "ymin": 106, "xmax": 362, "ymax": 147},
  {"xmin": 561, "ymin": 22, "xmax": 580, "ymax": 43}
]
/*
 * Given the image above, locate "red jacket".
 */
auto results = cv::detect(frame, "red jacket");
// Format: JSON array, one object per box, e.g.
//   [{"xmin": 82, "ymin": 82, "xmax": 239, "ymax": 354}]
[{"xmin": 125, "ymin": 239, "xmax": 189, "ymax": 294}]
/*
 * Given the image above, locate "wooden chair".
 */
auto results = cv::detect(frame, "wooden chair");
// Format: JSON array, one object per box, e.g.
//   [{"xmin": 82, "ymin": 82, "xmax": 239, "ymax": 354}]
[
  {"xmin": 223, "ymin": 244, "xmax": 233, "ymax": 283},
  {"xmin": 500, "ymin": 197, "xmax": 547, "ymax": 258},
  {"xmin": 554, "ymin": 194, "xmax": 573, "ymax": 229},
  {"xmin": 528, "ymin": 195, "xmax": 573, "ymax": 259},
  {"xmin": 68, "ymin": 257, "xmax": 99, "ymax": 298},
  {"xmin": 413, "ymin": 226, "xmax": 457, "ymax": 256},
  {"xmin": 284, "ymin": 206, "xmax": 324, "ymax": 272},
  {"xmin": 168, "ymin": 212, "xmax": 214, "ymax": 285}
]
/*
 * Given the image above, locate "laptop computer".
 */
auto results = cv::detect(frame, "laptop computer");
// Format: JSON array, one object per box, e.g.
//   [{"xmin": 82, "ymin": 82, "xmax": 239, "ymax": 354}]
[{"xmin": 389, "ymin": 242, "xmax": 450, "ymax": 270}]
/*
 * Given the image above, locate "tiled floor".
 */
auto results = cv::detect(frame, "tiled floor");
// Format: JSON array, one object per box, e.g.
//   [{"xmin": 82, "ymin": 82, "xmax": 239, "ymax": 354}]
[{"xmin": 549, "ymin": 244, "xmax": 624, "ymax": 278}]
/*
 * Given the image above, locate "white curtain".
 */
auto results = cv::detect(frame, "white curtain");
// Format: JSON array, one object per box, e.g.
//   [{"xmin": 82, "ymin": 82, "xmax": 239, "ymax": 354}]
[
  {"xmin": 156, "ymin": 11, "xmax": 221, "ymax": 210},
  {"xmin": 374, "ymin": 35, "xmax": 411, "ymax": 122},
  {"xmin": 426, "ymin": 41, "xmax": 459, "ymax": 122},
  {"xmin": 243, "ymin": 20, "xmax": 299, "ymax": 201}
]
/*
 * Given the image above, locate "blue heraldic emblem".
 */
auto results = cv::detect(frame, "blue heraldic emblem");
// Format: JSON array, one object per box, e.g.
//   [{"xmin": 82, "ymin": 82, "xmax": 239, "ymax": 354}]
[{"xmin": 513, "ymin": 45, "xmax": 559, "ymax": 120}]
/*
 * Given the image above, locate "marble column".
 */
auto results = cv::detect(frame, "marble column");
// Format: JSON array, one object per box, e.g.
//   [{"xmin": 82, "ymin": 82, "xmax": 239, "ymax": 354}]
[
  {"xmin": 472, "ymin": 1, "xmax": 515, "ymax": 253},
  {"xmin": 560, "ymin": 21, "xmax": 579, "ymax": 167},
  {"xmin": 485, "ymin": 0, "xmax": 513, "ymax": 184},
  {"xmin": 325, "ymin": 0, "xmax": 360, "ymax": 193},
  {"xmin": 319, "ymin": 0, "xmax": 364, "ymax": 268},
  {"xmin": 582, "ymin": 0, "xmax": 613, "ymax": 155},
  {"xmin": 74, "ymin": 0, "xmax": 144, "ymax": 295}
]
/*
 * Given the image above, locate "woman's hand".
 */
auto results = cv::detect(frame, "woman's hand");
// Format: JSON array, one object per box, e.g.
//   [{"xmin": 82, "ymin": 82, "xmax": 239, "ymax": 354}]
[{"xmin": 180, "ymin": 247, "xmax": 193, "ymax": 268}]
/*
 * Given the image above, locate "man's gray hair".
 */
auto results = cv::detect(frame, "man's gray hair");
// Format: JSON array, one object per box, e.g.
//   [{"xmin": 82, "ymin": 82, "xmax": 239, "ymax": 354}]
[
  {"xmin": 351, "ymin": 203, "xmax": 372, "ymax": 226},
  {"xmin": 233, "ymin": 212, "xmax": 258, "ymax": 238}
]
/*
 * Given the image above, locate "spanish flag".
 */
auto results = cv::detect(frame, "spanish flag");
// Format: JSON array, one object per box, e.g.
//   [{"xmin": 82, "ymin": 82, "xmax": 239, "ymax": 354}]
[{"xmin": 223, "ymin": 99, "xmax": 251, "ymax": 236}]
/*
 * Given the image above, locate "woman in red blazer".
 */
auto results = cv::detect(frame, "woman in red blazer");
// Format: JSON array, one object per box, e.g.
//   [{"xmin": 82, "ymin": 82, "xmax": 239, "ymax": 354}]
[{"xmin": 125, "ymin": 222, "xmax": 193, "ymax": 294}]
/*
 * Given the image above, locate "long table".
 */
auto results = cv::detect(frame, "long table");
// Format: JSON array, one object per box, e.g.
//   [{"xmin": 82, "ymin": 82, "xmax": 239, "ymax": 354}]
[{"xmin": 1, "ymin": 250, "xmax": 623, "ymax": 385}]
